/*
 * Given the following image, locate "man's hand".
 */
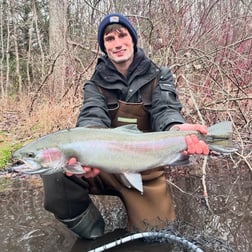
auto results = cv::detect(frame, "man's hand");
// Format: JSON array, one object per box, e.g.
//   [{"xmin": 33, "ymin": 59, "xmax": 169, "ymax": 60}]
[
  {"xmin": 171, "ymin": 123, "xmax": 209, "ymax": 155},
  {"xmin": 170, "ymin": 123, "xmax": 208, "ymax": 134},
  {"xmin": 65, "ymin": 157, "xmax": 101, "ymax": 178}
]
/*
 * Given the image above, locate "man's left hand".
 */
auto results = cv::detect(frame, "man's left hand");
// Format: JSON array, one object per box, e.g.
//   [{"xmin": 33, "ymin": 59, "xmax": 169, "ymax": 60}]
[
  {"xmin": 170, "ymin": 123, "xmax": 209, "ymax": 155},
  {"xmin": 170, "ymin": 123, "xmax": 208, "ymax": 134}
]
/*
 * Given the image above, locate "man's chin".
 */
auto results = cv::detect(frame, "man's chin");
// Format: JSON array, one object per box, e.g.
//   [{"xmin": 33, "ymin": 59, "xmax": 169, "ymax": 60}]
[{"xmin": 112, "ymin": 57, "xmax": 130, "ymax": 64}]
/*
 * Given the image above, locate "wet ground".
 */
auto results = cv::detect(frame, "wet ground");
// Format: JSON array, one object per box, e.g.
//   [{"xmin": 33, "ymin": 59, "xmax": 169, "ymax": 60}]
[{"xmin": 0, "ymin": 154, "xmax": 251, "ymax": 252}]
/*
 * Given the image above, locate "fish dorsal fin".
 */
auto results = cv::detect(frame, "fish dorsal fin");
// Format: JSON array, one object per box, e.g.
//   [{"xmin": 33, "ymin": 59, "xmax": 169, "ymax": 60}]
[
  {"xmin": 113, "ymin": 124, "xmax": 142, "ymax": 134},
  {"xmin": 120, "ymin": 173, "xmax": 143, "ymax": 194}
]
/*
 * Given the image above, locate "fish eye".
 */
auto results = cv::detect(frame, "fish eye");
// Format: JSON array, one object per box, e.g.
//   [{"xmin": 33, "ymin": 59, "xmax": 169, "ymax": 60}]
[{"xmin": 26, "ymin": 152, "xmax": 35, "ymax": 158}]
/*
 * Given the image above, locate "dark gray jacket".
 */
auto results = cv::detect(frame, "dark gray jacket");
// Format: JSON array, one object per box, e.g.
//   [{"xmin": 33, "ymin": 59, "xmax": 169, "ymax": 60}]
[{"xmin": 76, "ymin": 48, "xmax": 185, "ymax": 131}]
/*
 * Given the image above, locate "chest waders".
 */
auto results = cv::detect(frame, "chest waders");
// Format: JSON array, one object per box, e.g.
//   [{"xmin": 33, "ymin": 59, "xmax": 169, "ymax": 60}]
[{"xmin": 109, "ymin": 100, "xmax": 151, "ymax": 131}]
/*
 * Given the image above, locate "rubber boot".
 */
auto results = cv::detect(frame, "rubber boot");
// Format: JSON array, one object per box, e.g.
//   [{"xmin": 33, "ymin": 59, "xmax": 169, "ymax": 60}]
[
  {"xmin": 60, "ymin": 201, "xmax": 105, "ymax": 239},
  {"xmin": 42, "ymin": 172, "xmax": 105, "ymax": 239}
]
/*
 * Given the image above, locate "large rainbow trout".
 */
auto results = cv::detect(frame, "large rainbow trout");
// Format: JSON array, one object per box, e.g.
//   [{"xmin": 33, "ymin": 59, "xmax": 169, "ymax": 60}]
[{"xmin": 12, "ymin": 121, "xmax": 236, "ymax": 193}]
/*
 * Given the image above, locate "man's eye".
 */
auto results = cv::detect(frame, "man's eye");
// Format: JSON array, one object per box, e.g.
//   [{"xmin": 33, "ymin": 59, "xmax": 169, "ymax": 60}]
[
  {"xmin": 118, "ymin": 33, "xmax": 127, "ymax": 38},
  {"xmin": 105, "ymin": 36, "xmax": 114, "ymax": 41}
]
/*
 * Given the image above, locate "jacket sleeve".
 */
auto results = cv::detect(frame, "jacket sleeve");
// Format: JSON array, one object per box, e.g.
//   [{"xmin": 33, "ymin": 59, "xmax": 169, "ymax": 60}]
[
  {"xmin": 151, "ymin": 67, "xmax": 185, "ymax": 131},
  {"xmin": 76, "ymin": 81, "xmax": 111, "ymax": 128}
]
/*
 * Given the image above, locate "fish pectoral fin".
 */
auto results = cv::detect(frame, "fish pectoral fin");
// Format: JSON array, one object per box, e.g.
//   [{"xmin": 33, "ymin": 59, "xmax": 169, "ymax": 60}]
[
  {"xmin": 64, "ymin": 162, "xmax": 86, "ymax": 174},
  {"xmin": 121, "ymin": 173, "xmax": 143, "ymax": 194}
]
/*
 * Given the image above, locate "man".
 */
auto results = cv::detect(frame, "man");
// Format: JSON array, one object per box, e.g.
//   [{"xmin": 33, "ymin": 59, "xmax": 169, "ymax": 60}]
[{"xmin": 42, "ymin": 13, "xmax": 208, "ymax": 240}]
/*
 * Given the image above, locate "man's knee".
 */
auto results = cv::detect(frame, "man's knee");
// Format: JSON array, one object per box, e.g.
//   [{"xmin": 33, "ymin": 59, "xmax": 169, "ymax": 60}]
[{"xmin": 42, "ymin": 172, "xmax": 90, "ymax": 219}]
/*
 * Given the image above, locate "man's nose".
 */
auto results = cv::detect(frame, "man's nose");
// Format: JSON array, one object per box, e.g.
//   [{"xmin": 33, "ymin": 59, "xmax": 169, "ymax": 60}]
[{"xmin": 113, "ymin": 38, "xmax": 122, "ymax": 48}]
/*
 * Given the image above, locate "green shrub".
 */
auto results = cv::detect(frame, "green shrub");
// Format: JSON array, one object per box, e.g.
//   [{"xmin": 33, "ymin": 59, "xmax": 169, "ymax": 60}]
[
  {"xmin": 0, "ymin": 143, "xmax": 22, "ymax": 169},
  {"xmin": 0, "ymin": 148, "xmax": 12, "ymax": 169}
]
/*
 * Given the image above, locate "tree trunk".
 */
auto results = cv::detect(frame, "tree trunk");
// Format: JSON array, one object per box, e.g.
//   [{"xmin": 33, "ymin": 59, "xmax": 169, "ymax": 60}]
[{"xmin": 48, "ymin": 0, "xmax": 68, "ymax": 101}]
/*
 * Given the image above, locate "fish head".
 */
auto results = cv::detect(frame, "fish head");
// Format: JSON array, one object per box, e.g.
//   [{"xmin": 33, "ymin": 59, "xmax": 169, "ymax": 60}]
[{"xmin": 12, "ymin": 147, "xmax": 66, "ymax": 175}]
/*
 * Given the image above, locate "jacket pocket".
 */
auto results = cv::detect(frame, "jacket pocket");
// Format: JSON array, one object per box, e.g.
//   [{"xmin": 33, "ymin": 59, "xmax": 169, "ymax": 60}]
[{"xmin": 159, "ymin": 83, "xmax": 176, "ymax": 93}]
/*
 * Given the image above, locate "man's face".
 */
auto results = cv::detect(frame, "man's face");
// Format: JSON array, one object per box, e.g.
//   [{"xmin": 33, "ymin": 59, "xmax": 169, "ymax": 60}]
[{"xmin": 103, "ymin": 27, "xmax": 134, "ymax": 66}]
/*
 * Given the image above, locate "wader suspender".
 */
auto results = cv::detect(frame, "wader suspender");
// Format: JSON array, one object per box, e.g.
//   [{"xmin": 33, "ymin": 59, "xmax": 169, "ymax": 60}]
[{"xmin": 97, "ymin": 74, "xmax": 158, "ymax": 131}]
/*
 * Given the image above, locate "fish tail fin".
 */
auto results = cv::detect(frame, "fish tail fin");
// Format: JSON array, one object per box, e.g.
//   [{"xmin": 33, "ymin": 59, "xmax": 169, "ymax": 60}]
[{"xmin": 206, "ymin": 121, "xmax": 237, "ymax": 153}]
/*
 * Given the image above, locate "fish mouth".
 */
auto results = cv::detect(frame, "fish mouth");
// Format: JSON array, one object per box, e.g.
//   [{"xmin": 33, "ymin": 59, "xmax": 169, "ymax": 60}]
[{"xmin": 11, "ymin": 159, "xmax": 48, "ymax": 175}]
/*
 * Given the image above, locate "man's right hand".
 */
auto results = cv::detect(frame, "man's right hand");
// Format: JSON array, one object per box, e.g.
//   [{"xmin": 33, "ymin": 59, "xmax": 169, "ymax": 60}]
[{"xmin": 65, "ymin": 157, "xmax": 101, "ymax": 178}]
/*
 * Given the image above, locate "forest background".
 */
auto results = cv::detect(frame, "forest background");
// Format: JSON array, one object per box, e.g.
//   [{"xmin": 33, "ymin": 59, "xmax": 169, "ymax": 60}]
[{"xmin": 0, "ymin": 0, "xmax": 251, "ymax": 169}]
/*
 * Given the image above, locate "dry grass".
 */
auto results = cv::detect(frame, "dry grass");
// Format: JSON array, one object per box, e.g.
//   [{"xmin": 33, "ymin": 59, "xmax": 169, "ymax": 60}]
[{"xmin": 0, "ymin": 91, "xmax": 81, "ymax": 142}]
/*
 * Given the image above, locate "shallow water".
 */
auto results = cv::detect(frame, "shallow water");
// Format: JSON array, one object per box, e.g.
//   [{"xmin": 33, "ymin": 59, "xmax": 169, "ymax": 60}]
[
  {"xmin": 169, "ymin": 156, "xmax": 252, "ymax": 252},
  {"xmin": 0, "ymin": 155, "xmax": 251, "ymax": 251}
]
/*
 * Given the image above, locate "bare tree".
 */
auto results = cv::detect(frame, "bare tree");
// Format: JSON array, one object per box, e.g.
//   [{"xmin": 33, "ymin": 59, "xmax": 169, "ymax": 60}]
[
  {"xmin": 0, "ymin": 0, "xmax": 5, "ymax": 97},
  {"xmin": 9, "ymin": 0, "xmax": 22, "ymax": 94},
  {"xmin": 48, "ymin": 0, "xmax": 68, "ymax": 100}
]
